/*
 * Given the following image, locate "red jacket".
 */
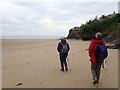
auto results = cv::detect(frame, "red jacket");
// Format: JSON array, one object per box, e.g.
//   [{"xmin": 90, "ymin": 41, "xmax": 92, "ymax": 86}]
[{"xmin": 88, "ymin": 39, "xmax": 106, "ymax": 63}]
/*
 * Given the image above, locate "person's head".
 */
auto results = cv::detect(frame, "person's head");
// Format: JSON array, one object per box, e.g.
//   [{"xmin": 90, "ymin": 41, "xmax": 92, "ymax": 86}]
[
  {"xmin": 95, "ymin": 32, "xmax": 102, "ymax": 39},
  {"xmin": 60, "ymin": 38, "xmax": 66, "ymax": 44}
]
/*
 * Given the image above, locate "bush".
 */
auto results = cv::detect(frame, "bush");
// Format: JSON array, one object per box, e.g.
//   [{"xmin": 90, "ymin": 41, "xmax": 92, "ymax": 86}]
[{"xmin": 78, "ymin": 14, "xmax": 120, "ymax": 39}]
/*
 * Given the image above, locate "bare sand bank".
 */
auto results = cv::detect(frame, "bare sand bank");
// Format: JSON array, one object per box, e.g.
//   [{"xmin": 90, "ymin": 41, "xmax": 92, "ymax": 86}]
[{"xmin": 2, "ymin": 39, "xmax": 118, "ymax": 88}]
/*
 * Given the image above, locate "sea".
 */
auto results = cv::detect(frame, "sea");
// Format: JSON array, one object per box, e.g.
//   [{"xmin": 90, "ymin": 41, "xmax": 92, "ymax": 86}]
[{"xmin": 1, "ymin": 35, "xmax": 65, "ymax": 39}]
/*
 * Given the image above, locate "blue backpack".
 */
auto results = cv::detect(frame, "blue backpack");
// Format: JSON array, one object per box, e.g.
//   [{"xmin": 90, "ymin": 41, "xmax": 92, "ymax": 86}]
[{"xmin": 95, "ymin": 44, "xmax": 108, "ymax": 60}]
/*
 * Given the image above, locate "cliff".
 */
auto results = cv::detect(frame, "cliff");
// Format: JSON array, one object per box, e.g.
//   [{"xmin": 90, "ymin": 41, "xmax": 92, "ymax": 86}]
[
  {"xmin": 67, "ymin": 13, "xmax": 120, "ymax": 49},
  {"xmin": 67, "ymin": 27, "xmax": 80, "ymax": 39},
  {"xmin": 104, "ymin": 23, "xmax": 120, "ymax": 49}
]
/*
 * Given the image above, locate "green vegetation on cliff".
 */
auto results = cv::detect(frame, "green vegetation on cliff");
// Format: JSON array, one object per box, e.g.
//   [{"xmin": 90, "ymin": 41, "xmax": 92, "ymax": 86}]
[
  {"xmin": 67, "ymin": 13, "xmax": 120, "ymax": 48},
  {"xmin": 78, "ymin": 14, "xmax": 120, "ymax": 40}
]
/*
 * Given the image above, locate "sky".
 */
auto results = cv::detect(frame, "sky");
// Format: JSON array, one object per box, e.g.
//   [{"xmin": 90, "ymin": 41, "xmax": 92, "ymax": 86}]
[{"xmin": 0, "ymin": 0, "xmax": 119, "ymax": 38}]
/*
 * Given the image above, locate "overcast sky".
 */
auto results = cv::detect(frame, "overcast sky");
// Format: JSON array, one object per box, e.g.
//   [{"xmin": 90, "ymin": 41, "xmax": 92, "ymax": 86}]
[{"xmin": 1, "ymin": 0, "xmax": 119, "ymax": 38}]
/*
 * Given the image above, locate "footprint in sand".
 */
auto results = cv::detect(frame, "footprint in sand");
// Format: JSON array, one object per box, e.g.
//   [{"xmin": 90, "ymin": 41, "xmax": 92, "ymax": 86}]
[
  {"xmin": 18, "ymin": 48, "xmax": 21, "ymax": 50},
  {"xmin": 45, "ymin": 50, "xmax": 48, "ymax": 52},
  {"xmin": 26, "ymin": 62, "xmax": 30, "ymax": 64},
  {"xmin": 8, "ymin": 72, "xmax": 15, "ymax": 75},
  {"xmin": 83, "ymin": 80, "xmax": 86, "ymax": 82},
  {"xmin": 40, "ymin": 82, "xmax": 47, "ymax": 88},
  {"xmin": 40, "ymin": 82, "xmax": 43, "ymax": 85}
]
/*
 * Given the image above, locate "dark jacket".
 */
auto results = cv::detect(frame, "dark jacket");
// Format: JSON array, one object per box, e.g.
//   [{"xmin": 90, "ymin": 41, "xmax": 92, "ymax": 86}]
[
  {"xmin": 57, "ymin": 39, "xmax": 70, "ymax": 53},
  {"xmin": 88, "ymin": 39, "xmax": 106, "ymax": 63}
]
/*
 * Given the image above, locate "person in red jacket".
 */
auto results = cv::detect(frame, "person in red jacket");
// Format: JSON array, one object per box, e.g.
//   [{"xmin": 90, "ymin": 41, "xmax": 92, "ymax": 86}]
[{"xmin": 88, "ymin": 32, "xmax": 107, "ymax": 84}]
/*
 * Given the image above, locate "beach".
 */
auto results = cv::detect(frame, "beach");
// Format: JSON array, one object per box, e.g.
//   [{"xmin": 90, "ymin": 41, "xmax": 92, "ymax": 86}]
[{"xmin": 2, "ymin": 39, "xmax": 118, "ymax": 88}]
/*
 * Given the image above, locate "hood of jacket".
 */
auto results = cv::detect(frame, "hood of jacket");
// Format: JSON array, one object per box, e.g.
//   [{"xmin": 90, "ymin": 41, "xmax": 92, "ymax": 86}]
[
  {"xmin": 93, "ymin": 39, "xmax": 104, "ymax": 45},
  {"xmin": 61, "ymin": 39, "xmax": 67, "ymax": 45}
]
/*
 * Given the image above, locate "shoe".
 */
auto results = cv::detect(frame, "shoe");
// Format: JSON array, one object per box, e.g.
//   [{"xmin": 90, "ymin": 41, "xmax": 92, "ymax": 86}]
[
  {"xmin": 65, "ymin": 67, "xmax": 68, "ymax": 71},
  {"xmin": 96, "ymin": 80, "xmax": 99, "ymax": 84},
  {"xmin": 61, "ymin": 69, "xmax": 64, "ymax": 72},
  {"xmin": 93, "ymin": 80, "xmax": 98, "ymax": 84}
]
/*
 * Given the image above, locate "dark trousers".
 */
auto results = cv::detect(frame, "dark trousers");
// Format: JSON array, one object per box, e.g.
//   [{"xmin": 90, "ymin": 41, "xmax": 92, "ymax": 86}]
[
  {"xmin": 59, "ymin": 53, "xmax": 68, "ymax": 70},
  {"xmin": 91, "ymin": 62, "xmax": 103, "ymax": 81}
]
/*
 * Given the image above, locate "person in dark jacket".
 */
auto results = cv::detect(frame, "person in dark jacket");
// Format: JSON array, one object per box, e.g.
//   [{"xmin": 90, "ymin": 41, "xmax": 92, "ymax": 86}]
[
  {"xmin": 88, "ymin": 32, "xmax": 107, "ymax": 84},
  {"xmin": 57, "ymin": 38, "xmax": 70, "ymax": 72}
]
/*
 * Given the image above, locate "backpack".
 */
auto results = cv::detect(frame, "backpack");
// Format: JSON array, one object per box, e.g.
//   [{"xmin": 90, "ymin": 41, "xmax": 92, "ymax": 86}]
[
  {"xmin": 95, "ymin": 44, "xmax": 108, "ymax": 60},
  {"xmin": 61, "ymin": 43, "xmax": 68, "ymax": 53}
]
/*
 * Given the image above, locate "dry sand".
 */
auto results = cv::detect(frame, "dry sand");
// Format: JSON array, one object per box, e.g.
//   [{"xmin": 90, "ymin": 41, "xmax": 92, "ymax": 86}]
[{"xmin": 2, "ymin": 39, "xmax": 118, "ymax": 88}]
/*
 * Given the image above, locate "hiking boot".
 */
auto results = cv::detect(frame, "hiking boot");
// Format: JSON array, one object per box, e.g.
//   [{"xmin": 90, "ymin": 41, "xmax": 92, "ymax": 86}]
[
  {"xmin": 61, "ymin": 68, "xmax": 64, "ymax": 72},
  {"xmin": 93, "ymin": 80, "xmax": 99, "ymax": 84},
  {"xmin": 96, "ymin": 80, "xmax": 99, "ymax": 84},
  {"xmin": 65, "ymin": 67, "xmax": 68, "ymax": 71}
]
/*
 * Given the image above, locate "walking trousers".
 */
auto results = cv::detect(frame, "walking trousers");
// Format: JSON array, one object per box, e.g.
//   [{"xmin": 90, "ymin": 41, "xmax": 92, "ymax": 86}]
[
  {"xmin": 59, "ymin": 53, "xmax": 68, "ymax": 69},
  {"xmin": 91, "ymin": 62, "xmax": 103, "ymax": 81}
]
